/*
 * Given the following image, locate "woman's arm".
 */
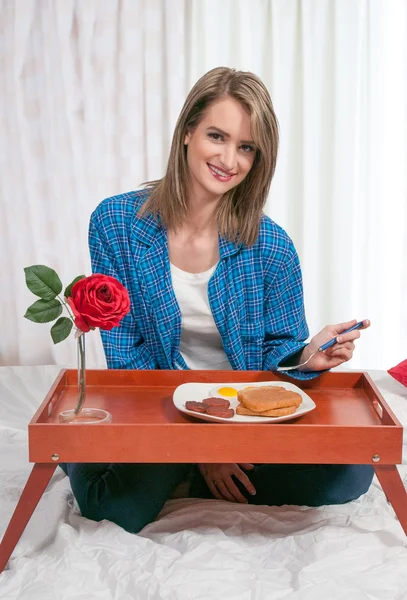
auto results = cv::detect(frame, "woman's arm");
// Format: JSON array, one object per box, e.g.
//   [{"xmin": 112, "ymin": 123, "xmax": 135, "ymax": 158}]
[
  {"xmin": 261, "ymin": 241, "xmax": 370, "ymax": 375},
  {"xmin": 261, "ymin": 247, "xmax": 321, "ymax": 379},
  {"xmin": 88, "ymin": 219, "xmax": 158, "ymax": 370}
]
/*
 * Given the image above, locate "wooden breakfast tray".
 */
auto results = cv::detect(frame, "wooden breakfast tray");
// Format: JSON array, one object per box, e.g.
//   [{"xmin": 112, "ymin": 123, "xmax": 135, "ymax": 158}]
[{"xmin": 1, "ymin": 369, "xmax": 406, "ymax": 572}]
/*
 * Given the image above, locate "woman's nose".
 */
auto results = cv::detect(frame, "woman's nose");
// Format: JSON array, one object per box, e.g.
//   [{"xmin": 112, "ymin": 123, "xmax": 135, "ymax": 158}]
[{"xmin": 219, "ymin": 144, "xmax": 237, "ymax": 171}]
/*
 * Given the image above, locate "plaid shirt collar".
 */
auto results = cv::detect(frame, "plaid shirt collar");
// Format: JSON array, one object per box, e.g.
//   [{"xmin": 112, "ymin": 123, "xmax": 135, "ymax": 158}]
[{"xmin": 131, "ymin": 208, "xmax": 242, "ymax": 259}]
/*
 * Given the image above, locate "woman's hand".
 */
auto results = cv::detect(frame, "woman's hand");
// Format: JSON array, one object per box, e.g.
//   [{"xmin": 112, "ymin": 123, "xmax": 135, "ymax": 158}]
[
  {"xmin": 299, "ymin": 318, "xmax": 370, "ymax": 371},
  {"xmin": 198, "ymin": 463, "xmax": 256, "ymax": 503}
]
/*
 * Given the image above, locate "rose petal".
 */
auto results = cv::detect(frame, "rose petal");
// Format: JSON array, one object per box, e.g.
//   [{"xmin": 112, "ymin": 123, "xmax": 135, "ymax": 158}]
[
  {"xmin": 67, "ymin": 297, "xmax": 91, "ymax": 333},
  {"xmin": 69, "ymin": 274, "xmax": 130, "ymax": 330}
]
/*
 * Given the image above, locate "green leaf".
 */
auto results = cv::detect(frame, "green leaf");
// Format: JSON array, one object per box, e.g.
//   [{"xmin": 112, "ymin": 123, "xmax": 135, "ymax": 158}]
[
  {"xmin": 24, "ymin": 298, "xmax": 63, "ymax": 323},
  {"xmin": 50, "ymin": 317, "xmax": 73, "ymax": 344},
  {"xmin": 24, "ymin": 265, "xmax": 63, "ymax": 300},
  {"xmin": 64, "ymin": 275, "xmax": 86, "ymax": 298}
]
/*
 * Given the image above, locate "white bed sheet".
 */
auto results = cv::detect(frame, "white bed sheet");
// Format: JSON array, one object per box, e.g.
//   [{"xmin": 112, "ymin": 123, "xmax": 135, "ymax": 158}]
[{"xmin": 0, "ymin": 366, "xmax": 406, "ymax": 600}]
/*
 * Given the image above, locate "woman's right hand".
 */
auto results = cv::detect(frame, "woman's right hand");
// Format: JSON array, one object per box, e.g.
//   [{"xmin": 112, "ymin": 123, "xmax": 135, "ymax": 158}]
[{"xmin": 198, "ymin": 463, "xmax": 256, "ymax": 503}]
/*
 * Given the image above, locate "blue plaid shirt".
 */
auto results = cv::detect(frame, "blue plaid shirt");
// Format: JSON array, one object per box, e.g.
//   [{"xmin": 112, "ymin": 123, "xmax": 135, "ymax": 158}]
[{"xmin": 89, "ymin": 190, "xmax": 318, "ymax": 380}]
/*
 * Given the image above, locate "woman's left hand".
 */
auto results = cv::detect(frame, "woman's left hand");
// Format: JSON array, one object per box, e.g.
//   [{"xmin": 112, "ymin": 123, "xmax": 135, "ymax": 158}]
[{"xmin": 299, "ymin": 319, "xmax": 370, "ymax": 371}]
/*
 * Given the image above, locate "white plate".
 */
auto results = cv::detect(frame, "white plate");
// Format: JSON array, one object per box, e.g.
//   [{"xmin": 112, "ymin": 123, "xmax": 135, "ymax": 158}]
[{"xmin": 173, "ymin": 381, "xmax": 316, "ymax": 424}]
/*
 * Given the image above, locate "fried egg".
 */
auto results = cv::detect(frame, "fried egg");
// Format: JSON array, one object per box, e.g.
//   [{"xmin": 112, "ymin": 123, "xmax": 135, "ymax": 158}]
[{"xmin": 209, "ymin": 385, "xmax": 239, "ymax": 400}]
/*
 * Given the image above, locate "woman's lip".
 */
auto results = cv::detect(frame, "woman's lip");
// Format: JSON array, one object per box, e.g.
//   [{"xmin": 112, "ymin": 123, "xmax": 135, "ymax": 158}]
[{"xmin": 207, "ymin": 163, "xmax": 237, "ymax": 180}]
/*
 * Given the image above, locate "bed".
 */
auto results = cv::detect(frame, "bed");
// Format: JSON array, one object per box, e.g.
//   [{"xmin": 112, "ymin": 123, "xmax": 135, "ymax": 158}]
[{"xmin": 0, "ymin": 366, "xmax": 406, "ymax": 600}]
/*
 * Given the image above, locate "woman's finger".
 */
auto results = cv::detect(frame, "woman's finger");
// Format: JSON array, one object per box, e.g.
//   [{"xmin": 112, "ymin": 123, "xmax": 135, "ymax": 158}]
[
  {"xmin": 336, "ymin": 331, "xmax": 361, "ymax": 344},
  {"xmin": 223, "ymin": 477, "xmax": 249, "ymax": 503},
  {"xmin": 328, "ymin": 319, "xmax": 358, "ymax": 335},
  {"xmin": 329, "ymin": 319, "xmax": 370, "ymax": 339},
  {"xmin": 329, "ymin": 341, "xmax": 354, "ymax": 354},
  {"xmin": 215, "ymin": 479, "xmax": 243, "ymax": 502},
  {"xmin": 328, "ymin": 347, "xmax": 354, "ymax": 362},
  {"xmin": 206, "ymin": 479, "xmax": 226, "ymax": 501},
  {"xmin": 239, "ymin": 463, "xmax": 255, "ymax": 471},
  {"xmin": 234, "ymin": 467, "xmax": 256, "ymax": 496},
  {"xmin": 199, "ymin": 464, "xmax": 228, "ymax": 500},
  {"xmin": 320, "ymin": 357, "xmax": 343, "ymax": 368},
  {"xmin": 330, "ymin": 350, "xmax": 353, "ymax": 362}
]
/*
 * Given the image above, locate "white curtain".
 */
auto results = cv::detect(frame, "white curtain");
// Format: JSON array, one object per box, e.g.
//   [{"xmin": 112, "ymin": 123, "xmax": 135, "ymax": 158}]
[
  {"xmin": 1, "ymin": 0, "xmax": 406, "ymax": 370},
  {"xmin": 0, "ymin": 0, "xmax": 186, "ymax": 368}
]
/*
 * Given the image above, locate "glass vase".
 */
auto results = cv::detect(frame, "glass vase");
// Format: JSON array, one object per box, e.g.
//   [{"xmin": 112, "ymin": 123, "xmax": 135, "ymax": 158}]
[{"xmin": 58, "ymin": 333, "xmax": 112, "ymax": 424}]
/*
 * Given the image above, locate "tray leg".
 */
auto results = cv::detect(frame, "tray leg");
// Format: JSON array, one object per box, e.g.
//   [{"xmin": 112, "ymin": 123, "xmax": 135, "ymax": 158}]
[
  {"xmin": 374, "ymin": 465, "xmax": 407, "ymax": 535},
  {"xmin": 0, "ymin": 463, "xmax": 57, "ymax": 573}
]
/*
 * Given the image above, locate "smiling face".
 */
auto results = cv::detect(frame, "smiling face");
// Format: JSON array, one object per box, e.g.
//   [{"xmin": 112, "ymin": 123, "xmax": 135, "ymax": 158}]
[{"xmin": 184, "ymin": 96, "xmax": 257, "ymax": 204}]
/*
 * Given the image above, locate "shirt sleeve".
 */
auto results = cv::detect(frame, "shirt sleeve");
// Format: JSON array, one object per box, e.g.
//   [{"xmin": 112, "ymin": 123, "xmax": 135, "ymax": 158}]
[
  {"xmin": 88, "ymin": 218, "xmax": 158, "ymax": 370},
  {"xmin": 262, "ymin": 240, "xmax": 323, "ymax": 381}
]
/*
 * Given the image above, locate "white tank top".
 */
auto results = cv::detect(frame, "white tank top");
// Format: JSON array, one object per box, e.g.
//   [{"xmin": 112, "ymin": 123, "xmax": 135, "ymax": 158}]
[{"xmin": 170, "ymin": 263, "xmax": 233, "ymax": 370}]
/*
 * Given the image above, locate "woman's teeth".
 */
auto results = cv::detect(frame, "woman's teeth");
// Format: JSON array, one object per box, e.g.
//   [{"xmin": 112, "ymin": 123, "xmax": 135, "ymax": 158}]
[{"xmin": 208, "ymin": 164, "xmax": 233, "ymax": 179}]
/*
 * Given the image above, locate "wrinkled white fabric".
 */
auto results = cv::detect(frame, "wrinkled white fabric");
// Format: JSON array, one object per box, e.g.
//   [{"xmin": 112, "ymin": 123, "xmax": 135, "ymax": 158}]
[{"xmin": 0, "ymin": 366, "xmax": 406, "ymax": 599}]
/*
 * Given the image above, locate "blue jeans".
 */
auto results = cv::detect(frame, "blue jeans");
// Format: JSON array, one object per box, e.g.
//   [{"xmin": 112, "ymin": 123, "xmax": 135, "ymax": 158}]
[{"xmin": 61, "ymin": 463, "xmax": 374, "ymax": 533}]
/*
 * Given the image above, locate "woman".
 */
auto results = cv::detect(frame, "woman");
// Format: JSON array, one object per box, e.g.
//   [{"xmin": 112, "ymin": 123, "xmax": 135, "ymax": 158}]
[{"xmin": 63, "ymin": 67, "xmax": 372, "ymax": 532}]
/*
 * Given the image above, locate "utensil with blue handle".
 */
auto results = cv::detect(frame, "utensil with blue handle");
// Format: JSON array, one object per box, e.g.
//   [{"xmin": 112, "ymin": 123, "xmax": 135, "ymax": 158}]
[{"xmin": 277, "ymin": 320, "xmax": 366, "ymax": 371}]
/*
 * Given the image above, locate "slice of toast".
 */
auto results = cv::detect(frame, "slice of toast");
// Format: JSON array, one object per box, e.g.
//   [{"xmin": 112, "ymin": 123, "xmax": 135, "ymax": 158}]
[
  {"xmin": 237, "ymin": 386, "xmax": 302, "ymax": 411},
  {"xmin": 236, "ymin": 403, "xmax": 297, "ymax": 417}
]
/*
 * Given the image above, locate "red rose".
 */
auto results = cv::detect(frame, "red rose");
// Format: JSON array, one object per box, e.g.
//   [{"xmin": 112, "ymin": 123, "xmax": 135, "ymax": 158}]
[{"xmin": 67, "ymin": 274, "xmax": 130, "ymax": 333}]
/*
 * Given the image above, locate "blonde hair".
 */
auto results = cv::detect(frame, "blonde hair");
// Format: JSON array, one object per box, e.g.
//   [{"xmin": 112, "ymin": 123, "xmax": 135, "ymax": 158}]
[{"xmin": 140, "ymin": 67, "xmax": 279, "ymax": 246}]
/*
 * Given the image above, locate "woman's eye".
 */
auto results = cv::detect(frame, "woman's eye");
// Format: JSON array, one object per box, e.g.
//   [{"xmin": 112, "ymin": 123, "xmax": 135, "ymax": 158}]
[
  {"xmin": 208, "ymin": 132, "xmax": 223, "ymax": 141},
  {"xmin": 241, "ymin": 144, "xmax": 255, "ymax": 153}
]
